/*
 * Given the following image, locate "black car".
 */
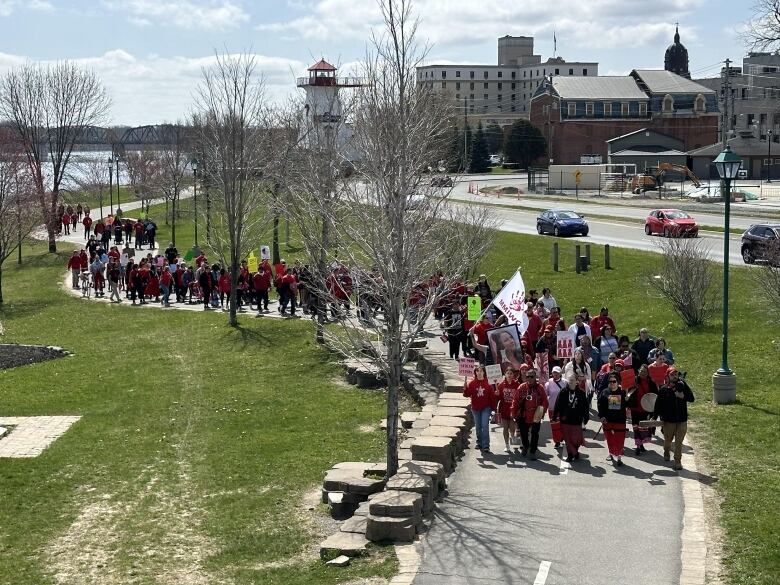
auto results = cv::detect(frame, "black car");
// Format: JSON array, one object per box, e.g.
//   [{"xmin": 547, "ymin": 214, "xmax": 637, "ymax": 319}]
[
  {"xmin": 741, "ymin": 224, "xmax": 780, "ymax": 265},
  {"xmin": 536, "ymin": 209, "xmax": 589, "ymax": 237}
]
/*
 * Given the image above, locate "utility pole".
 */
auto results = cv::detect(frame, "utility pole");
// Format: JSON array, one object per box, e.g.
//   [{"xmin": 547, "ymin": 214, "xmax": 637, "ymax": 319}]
[
  {"xmin": 463, "ymin": 97, "xmax": 468, "ymax": 172},
  {"xmin": 722, "ymin": 58, "xmax": 731, "ymax": 148},
  {"xmin": 547, "ymin": 75, "xmax": 554, "ymax": 166}
]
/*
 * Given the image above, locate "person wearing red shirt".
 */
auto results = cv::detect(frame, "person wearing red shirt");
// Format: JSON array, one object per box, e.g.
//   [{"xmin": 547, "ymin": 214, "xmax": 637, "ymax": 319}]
[
  {"xmin": 218, "ymin": 269, "xmax": 231, "ymax": 307},
  {"xmin": 510, "ymin": 368, "xmax": 549, "ymax": 459},
  {"xmin": 470, "ymin": 314, "xmax": 493, "ymax": 364},
  {"xmin": 253, "ymin": 267, "xmax": 272, "ymax": 313},
  {"xmin": 590, "ymin": 307, "xmax": 617, "ymax": 336},
  {"xmin": 648, "ymin": 353, "xmax": 670, "ymax": 387},
  {"xmin": 67, "ymin": 251, "xmax": 81, "ymax": 288},
  {"xmin": 523, "ymin": 302, "xmax": 544, "ymax": 348},
  {"xmin": 134, "ymin": 221, "xmax": 144, "ymax": 249},
  {"xmin": 494, "ymin": 367, "xmax": 520, "ymax": 453},
  {"xmin": 280, "ymin": 269, "xmax": 298, "ymax": 317},
  {"xmin": 463, "ymin": 365, "xmax": 494, "ymax": 452},
  {"xmin": 82, "ymin": 215, "xmax": 93, "ymax": 240},
  {"xmin": 61, "ymin": 212, "xmax": 70, "ymax": 235},
  {"xmin": 160, "ymin": 266, "xmax": 174, "ymax": 306}
]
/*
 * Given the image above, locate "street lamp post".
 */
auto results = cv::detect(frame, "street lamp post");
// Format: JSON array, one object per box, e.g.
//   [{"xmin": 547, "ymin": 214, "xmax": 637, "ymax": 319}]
[
  {"xmin": 712, "ymin": 145, "xmax": 742, "ymax": 404},
  {"xmin": 768, "ymin": 129, "xmax": 773, "ymax": 183},
  {"xmin": 115, "ymin": 154, "xmax": 122, "ymax": 209},
  {"xmin": 192, "ymin": 158, "xmax": 199, "ymax": 248},
  {"xmin": 108, "ymin": 156, "xmax": 114, "ymax": 216}
]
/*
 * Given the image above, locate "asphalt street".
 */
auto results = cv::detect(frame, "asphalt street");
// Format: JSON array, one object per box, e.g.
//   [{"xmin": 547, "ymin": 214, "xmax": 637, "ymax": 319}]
[{"xmin": 413, "ymin": 420, "xmax": 684, "ymax": 585}]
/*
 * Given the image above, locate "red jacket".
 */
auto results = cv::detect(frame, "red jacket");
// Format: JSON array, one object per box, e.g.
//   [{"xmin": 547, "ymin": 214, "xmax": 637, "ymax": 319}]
[
  {"xmin": 67, "ymin": 255, "xmax": 80, "ymax": 270},
  {"xmin": 79, "ymin": 251, "xmax": 88, "ymax": 270},
  {"xmin": 524, "ymin": 312, "xmax": 544, "ymax": 344},
  {"xmin": 253, "ymin": 271, "xmax": 271, "ymax": 291},
  {"xmin": 218, "ymin": 274, "xmax": 231, "ymax": 293},
  {"xmin": 82, "ymin": 216, "xmax": 92, "ymax": 229},
  {"xmin": 463, "ymin": 378, "xmax": 493, "ymax": 411},
  {"xmin": 472, "ymin": 321, "xmax": 492, "ymax": 345},
  {"xmin": 510, "ymin": 381, "xmax": 549, "ymax": 423},
  {"xmin": 160, "ymin": 271, "xmax": 173, "ymax": 287}
]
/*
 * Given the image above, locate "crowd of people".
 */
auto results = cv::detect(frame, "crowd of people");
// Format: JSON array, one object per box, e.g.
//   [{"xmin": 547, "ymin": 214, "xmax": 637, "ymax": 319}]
[{"xmin": 455, "ymin": 279, "xmax": 694, "ymax": 471}]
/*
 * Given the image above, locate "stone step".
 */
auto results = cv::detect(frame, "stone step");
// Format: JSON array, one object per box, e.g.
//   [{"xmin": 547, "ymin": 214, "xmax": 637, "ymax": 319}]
[
  {"xmin": 399, "ymin": 461, "xmax": 446, "ymax": 491},
  {"xmin": 386, "ymin": 472, "xmax": 435, "ymax": 513},
  {"xmin": 368, "ymin": 489, "xmax": 423, "ymax": 522},
  {"xmin": 323, "ymin": 469, "xmax": 386, "ymax": 496},
  {"xmin": 433, "ymin": 406, "xmax": 471, "ymax": 421},
  {"xmin": 400, "ymin": 411, "xmax": 419, "ymax": 429},
  {"xmin": 365, "ymin": 514, "xmax": 417, "ymax": 543},
  {"xmin": 418, "ymin": 426, "xmax": 463, "ymax": 453},
  {"xmin": 320, "ymin": 531, "xmax": 369, "ymax": 558},
  {"xmin": 411, "ymin": 436, "xmax": 455, "ymax": 474},
  {"xmin": 339, "ymin": 514, "xmax": 368, "ymax": 535},
  {"xmin": 327, "ymin": 491, "xmax": 361, "ymax": 520},
  {"xmin": 437, "ymin": 396, "xmax": 471, "ymax": 409}
]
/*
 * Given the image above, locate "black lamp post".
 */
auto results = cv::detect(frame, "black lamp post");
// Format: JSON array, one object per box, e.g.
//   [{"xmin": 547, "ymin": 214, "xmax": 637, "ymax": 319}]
[
  {"xmin": 107, "ymin": 156, "xmax": 114, "ymax": 215},
  {"xmin": 191, "ymin": 158, "xmax": 199, "ymax": 247},
  {"xmin": 115, "ymin": 154, "xmax": 122, "ymax": 208},
  {"xmin": 712, "ymin": 144, "xmax": 742, "ymax": 404},
  {"xmin": 768, "ymin": 129, "xmax": 773, "ymax": 183}
]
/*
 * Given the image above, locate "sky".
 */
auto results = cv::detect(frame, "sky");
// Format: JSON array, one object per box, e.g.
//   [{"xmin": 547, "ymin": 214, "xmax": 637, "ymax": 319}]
[{"xmin": 0, "ymin": 0, "xmax": 756, "ymax": 125}]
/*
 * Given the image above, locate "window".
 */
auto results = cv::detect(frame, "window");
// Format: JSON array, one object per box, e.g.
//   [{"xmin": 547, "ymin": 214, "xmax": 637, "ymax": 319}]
[
  {"xmin": 456, "ymin": 94, "xmax": 460, "ymax": 100},
  {"xmin": 483, "ymin": 82, "xmax": 489, "ymax": 89},
  {"xmin": 441, "ymin": 71, "xmax": 446, "ymax": 79},
  {"xmin": 483, "ymin": 93, "xmax": 488, "ymax": 100},
  {"xmin": 497, "ymin": 94, "xmax": 502, "ymax": 102},
  {"xmin": 523, "ymin": 71, "xmax": 527, "ymax": 78},
  {"xmin": 512, "ymin": 71, "xmax": 516, "ymax": 79},
  {"xmin": 484, "ymin": 71, "xmax": 489, "ymax": 79},
  {"xmin": 694, "ymin": 94, "xmax": 706, "ymax": 113},
  {"xmin": 498, "ymin": 71, "xmax": 503, "ymax": 78},
  {"xmin": 536, "ymin": 69, "xmax": 539, "ymax": 76},
  {"xmin": 470, "ymin": 103, "xmax": 475, "ymax": 113},
  {"xmin": 555, "ymin": 68, "xmax": 560, "ymax": 75},
  {"xmin": 470, "ymin": 93, "xmax": 475, "ymax": 100},
  {"xmin": 456, "ymin": 70, "xmax": 461, "ymax": 78},
  {"xmin": 663, "ymin": 94, "xmax": 674, "ymax": 113},
  {"xmin": 511, "ymin": 94, "xmax": 516, "ymax": 101},
  {"xmin": 456, "ymin": 82, "xmax": 461, "ymax": 90},
  {"xmin": 470, "ymin": 82, "xmax": 475, "ymax": 90},
  {"xmin": 741, "ymin": 88, "xmax": 748, "ymax": 99},
  {"xmin": 441, "ymin": 82, "xmax": 446, "ymax": 89},
  {"xmin": 542, "ymin": 105, "xmax": 549, "ymax": 116},
  {"xmin": 582, "ymin": 68, "xmax": 588, "ymax": 76},
  {"xmin": 639, "ymin": 102, "xmax": 647, "ymax": 116},
  {"xmin": 568, "ymin": 102, "xmax": 576, "ymax": 116},
  {"xmin": 569, "ymin": 68, "xmax": 574, "ymax": 75},
  {"xmin": 586, "ymin": 102, "xmax": 594, "ymax": 116},
  {"xmin": 470, "ymin": 71, "xmax": 475, "ymax": 79},
  {"xmin": 603, "ymin": 102, "xmax": 612, "ymax": 117},
  {"xmin": 498, "ymin": 82, "xmax": 502, "ymax": 90},
  {"xmin": 511, "ymin": 82, "xmax": 516, "ymax": 90},
  {"xmin": 621, "ymin": 102, "xmax": 629, "ymax": 116}
]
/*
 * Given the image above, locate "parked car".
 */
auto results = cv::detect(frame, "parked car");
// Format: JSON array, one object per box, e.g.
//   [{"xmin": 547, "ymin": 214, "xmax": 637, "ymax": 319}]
[
  {"xmin": 488, "ymin": 154, "xmax": 502, "ymax": 166},
  {"xmin": 683, "ymin": 185, "xmax": 758, "ymax": 202},
  {"xmin": 741, "ymin": 223, "xmax": 780, "ymax": 265},
  {"xmin": 430, "ymin": 175, "xmax": 453, "ymax": 188},
  {"xmin": 536, "ymin": 209, "xmax": 589, "ymax": 237},
  {"xmin": 644, "ymin": 209, "xmax": 699, "ymax": 238}
]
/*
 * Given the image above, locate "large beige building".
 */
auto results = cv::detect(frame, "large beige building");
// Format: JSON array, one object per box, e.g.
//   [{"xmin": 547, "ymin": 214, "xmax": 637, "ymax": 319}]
[{"xmin": 417, "ymin": 36, "xmax": 598, "ymax": 126}]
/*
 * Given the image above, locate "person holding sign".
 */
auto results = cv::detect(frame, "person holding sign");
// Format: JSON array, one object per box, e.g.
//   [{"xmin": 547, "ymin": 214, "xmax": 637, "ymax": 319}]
[
  {"xmin": 495, "ymin": 368, "xmax": 520, "ymax": 454},
  {"xmin": 463, "ymin": 365, "xmax": 494, "ymax": 453},
  {"xmin": 510, "ymin": 368, "xmax": 548, "ymax": 459},
  {"xmin": 630, "ymin": 364, "xmax": 658, "ymax": 456},
  {"xmin": 545, "ymin": 367, "xmax": 566, "ymax": 448}
]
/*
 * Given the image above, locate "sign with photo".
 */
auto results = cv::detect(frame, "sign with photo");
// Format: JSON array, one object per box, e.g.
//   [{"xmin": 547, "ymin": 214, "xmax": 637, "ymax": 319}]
[{"xmin": 486, "ymin": 323, "xmax": 525, "ymax": 374}]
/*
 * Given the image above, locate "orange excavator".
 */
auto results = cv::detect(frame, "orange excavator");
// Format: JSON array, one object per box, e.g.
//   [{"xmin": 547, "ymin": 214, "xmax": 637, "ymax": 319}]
[{"xmin": 630, "ymin": 163, "xmax": 701, "ymax": 193}]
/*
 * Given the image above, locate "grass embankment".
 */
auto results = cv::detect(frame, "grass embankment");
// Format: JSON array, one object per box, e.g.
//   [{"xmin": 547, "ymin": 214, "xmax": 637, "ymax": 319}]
[
  {"xmin": 479, "ymin": 233, "xmax": 778, "ymax": 585},
  {"xmin": 0, "ymin": 242, "xmax": 394, "ymax": 584}
]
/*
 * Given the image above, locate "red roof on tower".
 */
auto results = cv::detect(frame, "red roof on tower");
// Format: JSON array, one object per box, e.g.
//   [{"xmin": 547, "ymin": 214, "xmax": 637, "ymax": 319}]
[{"xmin": 308, "ymin": 59, "xmax": 337, "ymax": 72}]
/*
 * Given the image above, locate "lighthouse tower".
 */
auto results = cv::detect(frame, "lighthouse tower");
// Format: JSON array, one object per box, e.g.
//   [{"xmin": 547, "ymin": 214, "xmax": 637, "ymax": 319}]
[{"xmin": 297, "ymin": 59, "xmax": 362, "ymax": 154}]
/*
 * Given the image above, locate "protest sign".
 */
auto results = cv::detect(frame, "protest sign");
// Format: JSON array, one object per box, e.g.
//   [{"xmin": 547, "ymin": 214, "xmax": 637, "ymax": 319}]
[
  {"xmin": 556, "ymin": 331, "xmax": 575, "ymax": 359},
  {"xmin": 260, "ymin": 245, "xmax": 270, "ymax": 260},
  {"xmin": 485, "ymin": 364, "xmax": 503, "ymax": 384},
  {"xmin": 467, "ymin": 296, "xmax": 481, "ymax": 321},
  {"xmin": 458, "ymin": 357, "xmax": 475, "ymax": 377},
  {"xmin": 247, "ymin": 253, "xmax": 258, "ymax": 273}
]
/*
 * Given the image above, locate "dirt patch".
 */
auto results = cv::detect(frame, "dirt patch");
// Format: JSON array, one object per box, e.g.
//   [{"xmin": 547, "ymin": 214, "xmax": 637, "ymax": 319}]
[{"xmin": 0, "ymin": 343, "xmax": 69, "ymax": 370}]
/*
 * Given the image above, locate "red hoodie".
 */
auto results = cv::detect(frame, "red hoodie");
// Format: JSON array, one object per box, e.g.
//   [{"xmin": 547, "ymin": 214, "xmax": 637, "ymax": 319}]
[
  {"xmin": 463, "ymin": 378, "xmax": 493, "ymax": 411},
  {"xmin": 510, "ymin": 381, "xmax": 549, "ymax": 423}
]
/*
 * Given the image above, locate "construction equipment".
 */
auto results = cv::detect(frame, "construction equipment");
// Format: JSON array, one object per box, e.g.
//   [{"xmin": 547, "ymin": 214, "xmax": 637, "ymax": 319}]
[{"xmin": 629, "ymin": 163, "xmax": 701, "ymax": 194}]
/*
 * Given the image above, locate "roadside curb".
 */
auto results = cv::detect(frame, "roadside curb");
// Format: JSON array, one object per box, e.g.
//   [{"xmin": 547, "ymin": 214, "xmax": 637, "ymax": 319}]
[{"xmin": 679, "ymin": 434, "xmax": 709, "ymax": 585}]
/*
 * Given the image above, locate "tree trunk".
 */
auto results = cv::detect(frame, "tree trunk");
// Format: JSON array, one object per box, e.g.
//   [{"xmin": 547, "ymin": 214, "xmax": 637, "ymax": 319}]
[
  {"xmin": 272, "ymin": 213, "xmax": 280, "ymax": 264},
  {"xmin": 229, "ymin": 258, "xmax": 239, "ymax": 326},
  {"xmin": 165, "ymin": 199, "xmax": 169, "ymax": 225},
  {"xmin": 47, "ymin": 226, "xmax": 57, "ymax": 253},
  {"xmin": 0, "ymin": 264, "xmax": 4, "ymax": 304},
  {"xmin": 316, "ymin": 219, "xmax": 329, "ymax": 344},
  {"xmin": 171, "ymin": 197, "xmax": 177, "ymax": 247},
  {"xmin": 385, "ymin": 305, "xmax": 401, "ymax": 477}
]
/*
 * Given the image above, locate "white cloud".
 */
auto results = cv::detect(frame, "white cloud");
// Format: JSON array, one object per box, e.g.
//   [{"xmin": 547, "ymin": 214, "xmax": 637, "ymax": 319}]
[
  {"xmin": 268, "ymin": 0, "xmax": 705, "ymax": 53},
  {"xmin": 102, "ymin": 0, "xmax": 249, "ymax": 31},
  {"xmin": 0, "ymin": 50, "xmax": 307, "ymax": 125},
  {"xmin": 0, "ymin": 0, "xmax": 55, "ymax": 16}
]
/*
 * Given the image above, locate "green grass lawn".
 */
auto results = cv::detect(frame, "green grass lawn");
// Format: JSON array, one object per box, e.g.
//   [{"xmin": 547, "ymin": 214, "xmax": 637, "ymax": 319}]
[
  {"xmin": 1, "ymin": 219, "xmax": 777, "ymax": 584},
  {"xmin": 0, "ymin": 243, "xmax": 395, "ymax": 584},
  {"xmin": 479, "ymin": 233, "xmax": 778, "ymax": 585}
]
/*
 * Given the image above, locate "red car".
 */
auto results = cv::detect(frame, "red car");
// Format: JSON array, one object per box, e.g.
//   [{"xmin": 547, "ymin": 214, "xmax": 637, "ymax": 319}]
[{"xmin": 644, "ymin": 209, "xmax": 699, "ymax": 238}]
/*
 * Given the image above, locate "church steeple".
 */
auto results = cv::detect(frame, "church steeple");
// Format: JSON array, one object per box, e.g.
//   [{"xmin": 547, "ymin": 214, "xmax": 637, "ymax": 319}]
[{"xmin": 664, "ymin": 23, "xmax": 690, "ymax": 79}]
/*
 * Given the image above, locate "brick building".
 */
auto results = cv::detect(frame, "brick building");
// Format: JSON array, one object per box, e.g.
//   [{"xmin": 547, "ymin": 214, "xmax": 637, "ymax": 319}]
[{"xmin": 529, "ymin": 70, "xmax": 718, "ymax": 165}]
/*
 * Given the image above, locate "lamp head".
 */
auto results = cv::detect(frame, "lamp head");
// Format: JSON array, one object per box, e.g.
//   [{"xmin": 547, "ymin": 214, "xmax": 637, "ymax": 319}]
[{"xmin": 713, "ymin": 145, "xmax": 742, "ymax": 180}]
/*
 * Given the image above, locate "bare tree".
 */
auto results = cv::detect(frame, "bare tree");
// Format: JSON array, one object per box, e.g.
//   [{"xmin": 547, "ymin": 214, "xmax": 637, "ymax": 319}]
[
  {"xmin": 650, "ymin": 238, "xmax": 720, "ymax": 327},
  {"xmin": 71, "ymin": 156, "xmax": 110, "ymax": 219},
  {"xmin": 742, "ymin": 0, "xmax": 780, "ymax": 51},
  {"xmin": 0, "ymin": 131, "xmax": 38, "ymax": 303},
  {"xmin": 157, "ymin": 123, "xmax": 192, "ymax": 247},
  {"xmin": 124, "ymin": 150, "xmax": 163, "ymax": 214},
  {"xmin": 0, "ymin": 62, "xmax": 111, "ymax": 252},
  {"xmin": 294, "ymin": 0, "xmax": 495, "ymax": 476},
  {"xmin": 193, "ymin": 51, "xmax": 274, "ymax": 326}
]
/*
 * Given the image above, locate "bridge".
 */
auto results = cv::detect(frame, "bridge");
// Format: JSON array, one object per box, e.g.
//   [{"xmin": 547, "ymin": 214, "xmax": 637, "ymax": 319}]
[{"xmin": 68, "ymin": 124, "xmax": 194, "ymax": 151}]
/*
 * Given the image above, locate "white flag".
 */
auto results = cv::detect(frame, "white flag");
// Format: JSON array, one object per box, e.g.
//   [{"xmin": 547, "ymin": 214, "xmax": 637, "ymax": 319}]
[{"xmin": 493, "ymin": 269, "xmax": 529, "ymax": 334}]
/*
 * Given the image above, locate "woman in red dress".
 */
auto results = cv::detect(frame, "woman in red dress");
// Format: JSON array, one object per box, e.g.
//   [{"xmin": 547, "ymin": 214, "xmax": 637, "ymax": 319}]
[
  {"xmin": 494, "ymin": 367, "xmax": 520, "ymax": 454},
  {"xmin": 145, "ymin": 267, "xmax": 161, "ymax": 302}
]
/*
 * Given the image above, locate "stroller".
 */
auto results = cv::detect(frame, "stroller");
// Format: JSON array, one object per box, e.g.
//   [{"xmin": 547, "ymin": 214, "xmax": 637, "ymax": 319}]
[{"xmin": 80, "ymin": 271, "xmax": 92, "ymax": 298}]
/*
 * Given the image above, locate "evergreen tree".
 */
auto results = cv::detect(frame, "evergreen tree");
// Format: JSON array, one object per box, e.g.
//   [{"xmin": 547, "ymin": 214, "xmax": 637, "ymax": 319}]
[
  {"xmin": 469, "ymin": 122, "xmax": 491, "ymax": 173},
  {"xmin": 446, "ymin": 123, "xmax": 461, "ymax": 173},
  {"xmin": 503, "ymin": 119, "xmax": 546, "ymax": 169},
  {"xmin": 463, "ymin": 123, "xmax": 472, "ymax": 171},
  {"xmin": 485, "ymin": 123, "xmax": 504, "ymax": 154}
]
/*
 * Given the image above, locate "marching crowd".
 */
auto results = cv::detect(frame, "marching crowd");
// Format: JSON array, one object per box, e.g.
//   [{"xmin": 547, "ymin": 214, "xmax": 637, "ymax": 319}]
[{"xmin": 456, "ymin": 279, "xmax": 694, "ymax": 471}]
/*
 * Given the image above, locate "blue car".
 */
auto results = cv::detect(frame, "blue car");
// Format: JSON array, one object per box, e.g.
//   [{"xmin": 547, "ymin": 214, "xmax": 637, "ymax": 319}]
[{"xmin": 536, "ymin": 209, "xmax": 589, "ymax": 237}]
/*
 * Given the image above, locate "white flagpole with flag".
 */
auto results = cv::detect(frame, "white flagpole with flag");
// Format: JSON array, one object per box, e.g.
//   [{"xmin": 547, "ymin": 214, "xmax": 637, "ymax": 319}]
[
  {"xmin": 492, "ymin": 268, "xmax": 529, "ymax": 334},
  {"xmin": 554, "ymin": 30, "xmax": 557, "ymax": 57}
]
